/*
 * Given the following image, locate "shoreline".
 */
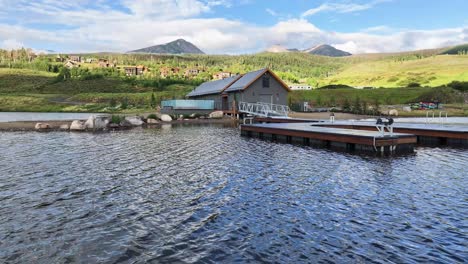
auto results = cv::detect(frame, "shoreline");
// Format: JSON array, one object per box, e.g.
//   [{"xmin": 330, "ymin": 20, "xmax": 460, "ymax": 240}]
[{"xmin": 0, "ymin": 118, "xmax": 238, "ymax": 132}]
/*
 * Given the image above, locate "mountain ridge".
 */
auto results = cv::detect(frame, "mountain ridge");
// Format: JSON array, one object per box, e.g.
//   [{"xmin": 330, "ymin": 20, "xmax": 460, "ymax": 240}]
[{"xmin": 128, "ymin": 39, "xmax": 205, "ymax": 54}]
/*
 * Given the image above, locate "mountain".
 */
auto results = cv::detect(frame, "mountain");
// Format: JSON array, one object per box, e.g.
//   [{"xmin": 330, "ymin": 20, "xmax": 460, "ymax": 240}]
[
  {"xmin": 129, "ymin": 39, "xmax": 205, "ymax": 54},
  {"xmin": 303, "ymin": 44, "xmax": 352, "ymax": 57},
  {"xmin": 265, "ymin": 44, "xmax": 290, "ymax": 53}
]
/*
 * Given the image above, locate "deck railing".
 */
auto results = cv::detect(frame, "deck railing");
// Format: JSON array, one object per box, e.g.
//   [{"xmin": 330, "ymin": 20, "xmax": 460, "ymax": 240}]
[{"xmin": 238, "ymin": 101, "xmax": 290, "ymax": 117}]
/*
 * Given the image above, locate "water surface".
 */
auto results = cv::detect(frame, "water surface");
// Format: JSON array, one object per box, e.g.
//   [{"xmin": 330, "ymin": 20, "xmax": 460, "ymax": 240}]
[
  {"xmin": 0, "ymin": 112, "xmax": 98, "ymax": 122},
  {"xmin": 0, "ymin": 125, "xmax": 466, "ymax": 263}
]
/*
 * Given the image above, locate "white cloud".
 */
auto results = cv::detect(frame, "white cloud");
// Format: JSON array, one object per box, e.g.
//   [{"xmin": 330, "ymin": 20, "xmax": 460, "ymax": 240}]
[
  {"xmin": 266, "ymin": 8, "xmax": 278, "ymax": 16},
  {"xmin": 0, "ymin": 0, "xmax": 466, "ymax": 55},
  {"xmin": 0, "ymin": 39, "xmax": 25, "ymax": 49},
  {"xmin": 302, "ymin": 0, "xmax": 390, "ymax": 17}
]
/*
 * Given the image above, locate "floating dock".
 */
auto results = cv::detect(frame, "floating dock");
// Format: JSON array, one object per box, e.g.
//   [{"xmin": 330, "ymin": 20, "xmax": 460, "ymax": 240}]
[
  {"xmin": 314, "ymin": 121, "xmax": 468, "ymax": 147},
  {"xmin": 241, "ymin": 123, "xmax": 417, "ymax": 154},
  {"xmin": 252, "ymin": 118, "xmax": 468, "ymax": 147}
]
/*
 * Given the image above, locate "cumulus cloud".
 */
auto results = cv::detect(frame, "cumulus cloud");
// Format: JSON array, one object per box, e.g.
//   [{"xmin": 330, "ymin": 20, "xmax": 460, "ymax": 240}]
[{"xmin": 0, "ymin": 0, "xmax": 466, "ymax": 54}]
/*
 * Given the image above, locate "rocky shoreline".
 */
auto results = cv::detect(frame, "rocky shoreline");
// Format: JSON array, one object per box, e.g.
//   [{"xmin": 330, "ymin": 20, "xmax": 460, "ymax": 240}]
[{"xmin": 0, "ymin": 112, "xmax": 237, "ymax": 132}]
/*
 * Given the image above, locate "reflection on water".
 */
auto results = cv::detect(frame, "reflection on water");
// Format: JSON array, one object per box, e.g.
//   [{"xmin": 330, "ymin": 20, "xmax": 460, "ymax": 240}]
[{"xmin": 0, "ymin": 125, "xmax": 467, "ymax": 263}]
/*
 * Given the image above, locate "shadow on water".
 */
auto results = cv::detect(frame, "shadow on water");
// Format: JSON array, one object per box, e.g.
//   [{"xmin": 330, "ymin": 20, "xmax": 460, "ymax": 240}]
[{"xmin": 0, "ymin": 125, "xmax": 466, "ymax": 263}]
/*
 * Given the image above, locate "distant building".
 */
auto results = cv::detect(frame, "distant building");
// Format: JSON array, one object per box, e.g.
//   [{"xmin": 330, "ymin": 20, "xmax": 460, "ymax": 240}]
[
  {"xmin": 64, "ymin": 60, "xmax": 80, "ymax": 69},
  {"xmin": 160, "ymin": 67, "xmax": 180, "ymax": 78},
  {"xmin": 55, "ymin": 55, "xmax": 65, "ymax": 62},
  {"xmin": 184, "ymin": 68, "xmax": 201, "ymax": 77},
  {"xmin": 69, "ymin": 56, "xmax": 82, "ymax": 63},
  {"xmin": 124, "ymin": 65, "xmax": 147, "ymax": 76},
  {"xmin": 187, "ymin": 68, "xmax": 290, "ymax": 112},
  {"xmin": 212, "ymin": 72, "xmax": 234, "ymax": 80},
  {"xmin": 98, "ymin": 59, "xmax": 115, "ymax": 68},
  {"xmin": 289, "ymin": 85, "xmax": 312, "ymax": 90},
  {"xmin": 85, "ymin": 58, "xmax": 96, "ymax": 63}
]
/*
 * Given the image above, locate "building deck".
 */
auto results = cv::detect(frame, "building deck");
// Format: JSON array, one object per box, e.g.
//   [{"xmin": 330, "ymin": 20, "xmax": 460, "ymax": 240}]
[{"xmin": 241, "ymin": 123, "xmax": 417, "ymax": 154}]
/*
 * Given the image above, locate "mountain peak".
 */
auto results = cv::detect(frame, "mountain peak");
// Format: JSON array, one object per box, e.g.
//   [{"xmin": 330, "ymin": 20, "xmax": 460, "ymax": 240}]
[
  {"xmin": 128, "ymin": 39, "xmax": 205, "ymax": 54},
  {"xmin": 304, "ymin": 44, "xmax": 351, "ymax": 57}
]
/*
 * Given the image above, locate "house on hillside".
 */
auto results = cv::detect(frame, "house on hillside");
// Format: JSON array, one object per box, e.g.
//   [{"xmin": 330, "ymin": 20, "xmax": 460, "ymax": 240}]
[
  {"xmin": 55, "ymin": 55, "xmax": 65, "ymax": 62},
  {"xmin": 124, "ymin": 65, "xmax": 147, "ymax": 76},
  {"xmin": 184, "ymin": 68, "xmax": 201, "ymax": 77},
  {"xmin": 187, "ymin": 68, "xmax": 290, "ymax": 113},
  {"xmin": 98, "ymin": 59, "xmax": 115, "ymax": 68},
  {"xmin": 69, "ymin": 56, "xmax": 82, "ymax": 63},
  {"xmin": 65, "ymin": 60, "xmax": 80, "ymax": 69},
  {"xmin": 212, "ymin": 72, "xmax": 234, "ymax": 80},
  {"xmin": 289, "ymin": 85, "xmax": 312, "ymax": 90},
  {"xmin": 160, "ymin": 67, "xmax": 180, "ymax": 78}
]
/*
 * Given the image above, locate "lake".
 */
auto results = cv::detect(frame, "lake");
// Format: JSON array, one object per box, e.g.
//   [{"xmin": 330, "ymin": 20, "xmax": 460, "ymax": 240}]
[
  {"xmin": 0, "ymin": 125, "xmax": 466, "ymax": 263},
  {"xmin": 0, "ymin": 112, "xmax": 98, "ymax": 123}
]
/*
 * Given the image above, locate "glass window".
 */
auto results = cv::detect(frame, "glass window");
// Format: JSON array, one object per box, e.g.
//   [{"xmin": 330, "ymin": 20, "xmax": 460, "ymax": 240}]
[{"xmin": 262, "ymin": 76, "xmax": 270, "ymax": 88}]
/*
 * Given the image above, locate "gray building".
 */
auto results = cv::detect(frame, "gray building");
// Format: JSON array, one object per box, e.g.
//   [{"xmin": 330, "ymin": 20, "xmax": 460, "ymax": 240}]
[{"xmin": 187, "ymin": 68, "xmax": 290, "ymax": 113}]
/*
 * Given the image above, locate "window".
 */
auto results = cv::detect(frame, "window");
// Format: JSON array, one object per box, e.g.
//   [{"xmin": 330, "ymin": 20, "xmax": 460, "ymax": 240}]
[{"xmin": 262, "ymin": 75, "xmax": 270, "ymax": 88}]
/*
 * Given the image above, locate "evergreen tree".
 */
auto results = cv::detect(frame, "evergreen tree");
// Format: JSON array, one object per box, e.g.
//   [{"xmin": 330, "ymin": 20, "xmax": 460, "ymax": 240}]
[{"xmin": 150, "ymin": 93, "xmax": 157, "ymax": 108}]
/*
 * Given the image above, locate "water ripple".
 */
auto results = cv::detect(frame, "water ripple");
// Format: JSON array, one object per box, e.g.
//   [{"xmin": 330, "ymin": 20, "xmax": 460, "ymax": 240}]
[{"xmin": 0, "ymin": 125, "xmax": 467, "ymax": 263}]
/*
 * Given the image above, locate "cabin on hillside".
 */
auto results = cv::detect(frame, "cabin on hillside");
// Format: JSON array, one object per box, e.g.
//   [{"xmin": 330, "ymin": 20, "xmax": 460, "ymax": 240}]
[
  {"xmin": 65, "ymin": 60, "xmax": 80, "ymax": 69},
  {"xmin": 98, "ymin": 59, "xmax": 115, "ymax": 68},
  {"xmin": 69, "ymin": 55, "xmax": 82, "ymax": 63},
  {"xmin": 124, "ymin": 65, "xmax": 147, "ymax": 76},
  {"xmin": 55, "ymin": 55, "xmax": 65, "ymax": 62},
  {"xmin": 212, "ymin": 72, "xmax": 234, "ymax": 80},
  {"xmin": 184, "ymin": 68, "xmax": 201, "ymax": 77},
  {"xmin": 187, "ymin": 68, "xmax": 290, "ymax": 113},
  {"xmin": 160, "ymin": 67, "xmax": 180, "ymax": 78}
]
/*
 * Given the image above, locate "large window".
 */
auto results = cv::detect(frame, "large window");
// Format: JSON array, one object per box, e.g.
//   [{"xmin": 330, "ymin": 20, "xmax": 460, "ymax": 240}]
[{"xmin": 262, "ymin": 75, "xmax": 270, "ymax": 88}]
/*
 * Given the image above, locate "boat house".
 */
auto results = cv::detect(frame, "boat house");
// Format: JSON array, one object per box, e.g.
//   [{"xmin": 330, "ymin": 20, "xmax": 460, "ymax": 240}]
[{"xmin": 187, "ymin": 68, "xmax": 290, "ymax": 114}]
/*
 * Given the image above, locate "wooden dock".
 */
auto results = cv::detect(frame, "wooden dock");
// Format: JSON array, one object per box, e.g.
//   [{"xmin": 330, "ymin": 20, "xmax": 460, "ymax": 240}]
[
  {"xmin": 241, "ymin": 123, "xmax": 417, "ymax": 154},
  {"xmin": 314, "ymin": 121, "xmax": 468, "ymax": 147}
]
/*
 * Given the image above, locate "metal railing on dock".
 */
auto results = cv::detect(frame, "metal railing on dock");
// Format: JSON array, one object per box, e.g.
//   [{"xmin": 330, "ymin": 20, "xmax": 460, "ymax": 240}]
[
  {"xmin": 426, "ymin": 111, "xmax": 448, "ymax": 124},
  {"xmin": 238, "ymin": 101, "xmax": 290, "ymax": 117}
]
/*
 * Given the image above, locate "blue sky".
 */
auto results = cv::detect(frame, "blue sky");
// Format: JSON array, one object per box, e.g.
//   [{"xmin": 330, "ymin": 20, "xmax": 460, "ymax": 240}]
[{"xmin": 0, "ymin": 0, "xmax": 467, "ymax": 54}]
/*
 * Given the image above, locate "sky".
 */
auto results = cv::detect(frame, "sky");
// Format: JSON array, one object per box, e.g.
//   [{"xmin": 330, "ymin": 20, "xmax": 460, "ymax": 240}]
[{"xmin": 0, "ymin": 0, "xmax": 467, "ymax": 54}]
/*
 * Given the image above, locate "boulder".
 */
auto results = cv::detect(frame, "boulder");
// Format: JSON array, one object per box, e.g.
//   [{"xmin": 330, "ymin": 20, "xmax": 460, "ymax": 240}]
[
  {"xmin": 59, "ymin": 124, "xmax": 70, "ymax": 130},
  {"xmin": 109, "ymin": 123, "xmax": 120, "ymax": 129},
  {"xmin": 119, "ymin": 119, "xmax": 133, "ymax": 127},
  {"xmin": 35, "ymin": 123, "xmax": 51, "ymax": 130},
  {"xmin": 124, "ymin": 116, "xmax": 144, "ymax": 126},
  {"xmin": 389, "ymin": 109, "xmax": 399, "ymax": 116},
  {"xmin": 160, "ymin": 114, "xmax": 172, "ymax": 122},
  {"xmin": 209, "ymin": 111, "xmax": 224, "ymax": 119},
  {"xmin": 84, "ymin": 115, "xmax": 110, "ymax": 129},
  {"xmin": 70, "ymin": 120, "xmax": 86, "ymax": 131},
  {"xmin": 147, "ymin": 118, "xmax": 159, "ymax": 124}
]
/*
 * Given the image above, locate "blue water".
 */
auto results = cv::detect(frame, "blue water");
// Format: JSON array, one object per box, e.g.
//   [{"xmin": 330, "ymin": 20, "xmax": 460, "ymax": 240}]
[
  {"xmin": 0, "ymin": 125, "xmax": 467, "ymax": 263},
  {"xmin": 0, "ymin": 112, "xmax": 97, "ymax": 122}
]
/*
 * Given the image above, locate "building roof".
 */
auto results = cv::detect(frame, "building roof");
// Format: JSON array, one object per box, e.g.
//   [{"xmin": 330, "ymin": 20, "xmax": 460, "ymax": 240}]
[
  {"xmin": 187, "ymin": 68, "xmax": 290, "ymax": 97},
  {"xmin": 224, "ymin": 68, "xmax": 268, "ymax": 92},
  {"xmin": 187, "ymin": 75, "xmax": 241, "ymax": 97}
]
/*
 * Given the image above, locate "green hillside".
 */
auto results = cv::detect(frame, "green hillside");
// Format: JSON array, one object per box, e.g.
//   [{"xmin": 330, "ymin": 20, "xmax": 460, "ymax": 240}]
[
  {"xmin": 321, "ymin": 55, "xmax": 468, "ymax": 87},
  {"xmin": 0, "ymin": 45, "xmax": 467, "ymax": 114}
]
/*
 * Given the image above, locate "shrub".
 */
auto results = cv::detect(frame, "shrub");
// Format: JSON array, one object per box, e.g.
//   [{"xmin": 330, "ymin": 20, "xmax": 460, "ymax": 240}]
[
  {"xmin": 447, "ymin": 81, "xmax": 468, "ymax": 92},
  {"xmin": 147, "ymin": 114, "xmax": 157, "ymax": 119},
  {"xmin": 407, "ymin": 82, "xmax": 421, "ymax": 88},
  {"xmin": 110, "ymin": 115, "xmax": 123, "ymax": 124}
]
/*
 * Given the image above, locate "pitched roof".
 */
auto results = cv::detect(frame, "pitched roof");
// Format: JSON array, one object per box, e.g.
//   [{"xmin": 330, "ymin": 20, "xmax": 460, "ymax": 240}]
[
  {"xmin": 187, "ymin": 75, "xmax": 241, "ymax": 97},
  {"xmin": 223, "ymin": 68, "xmax": 267, "ymax": 92}
]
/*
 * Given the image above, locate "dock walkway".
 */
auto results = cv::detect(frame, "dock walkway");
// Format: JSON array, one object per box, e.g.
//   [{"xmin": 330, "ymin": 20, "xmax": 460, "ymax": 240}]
[{"xmin": 241, "ymin": 123, "xmax": 416, "ymax": 154}]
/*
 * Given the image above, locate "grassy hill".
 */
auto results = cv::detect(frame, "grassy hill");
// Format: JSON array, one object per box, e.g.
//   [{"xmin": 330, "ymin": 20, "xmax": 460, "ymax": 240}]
[
  {"xmin": 322, "ymin": 55, "xmax": 468, "ymax": 87},
  {"xmin": 0, "ymin": 44, "xmax": 467, "ymax": 114}
]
